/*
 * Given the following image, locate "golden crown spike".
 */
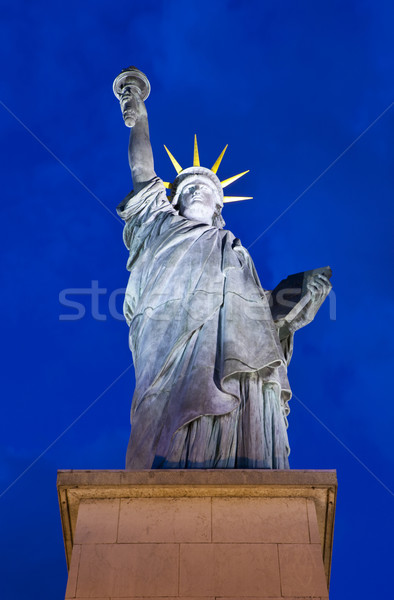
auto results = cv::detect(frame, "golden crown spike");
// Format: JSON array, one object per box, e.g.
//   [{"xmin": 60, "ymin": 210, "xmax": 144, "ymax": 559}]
[
  {"xmin": 211, "ymin": 145, "xmax": 228, "ymax": 173},
  {"xmin": 163, "ymin": 135, "xmax": 252, "ymax": 203},
  {"xmin": 163, "ymin": 145, "xmax": 182, "ymax": 174},
  {"xmin": 223, "ymin": 196, "xmax": 253, "ymax": 203},
  {"xmin": 193, "ymin": 134, "xmax": 200, "ymax": 167},
  {"xmin": 221, "ymin": 171, "xmax": 250, "ymax": 189}
]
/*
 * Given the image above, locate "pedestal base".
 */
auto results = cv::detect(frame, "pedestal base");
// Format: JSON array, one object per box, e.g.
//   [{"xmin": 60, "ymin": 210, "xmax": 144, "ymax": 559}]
[{"xmin": 58, "ymin": 470, "xmax": 336, "ymax": 600}]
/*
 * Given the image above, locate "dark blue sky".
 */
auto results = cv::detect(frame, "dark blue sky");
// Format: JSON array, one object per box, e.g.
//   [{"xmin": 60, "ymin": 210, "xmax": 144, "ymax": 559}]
[{"xmin": 1, "ymin": 1, "xmax": 393, "ymax": 598}]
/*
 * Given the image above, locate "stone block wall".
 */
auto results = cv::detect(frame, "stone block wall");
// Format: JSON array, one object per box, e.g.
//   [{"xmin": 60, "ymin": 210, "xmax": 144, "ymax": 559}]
[{"xmin": 58, "ymin": 470, "xmax": 336, "ymax": 600}]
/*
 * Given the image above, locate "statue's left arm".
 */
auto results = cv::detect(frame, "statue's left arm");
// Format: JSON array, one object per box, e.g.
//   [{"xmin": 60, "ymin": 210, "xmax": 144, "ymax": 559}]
[
  {"xmin": 277, "ymin": 273, "xmax": 332, "ymax": 340},
  {"xmin": 243, "ymin": 251, "xmax": 331, "ymax": 364}
]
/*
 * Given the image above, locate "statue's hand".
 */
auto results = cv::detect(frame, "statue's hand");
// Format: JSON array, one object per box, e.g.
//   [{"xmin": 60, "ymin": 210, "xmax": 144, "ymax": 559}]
[
  {"xmin": 120, "ymin": 85, "xmax": 147, "ymax": 128},
  {"xmin": 288, "ymin": 273, "xmax": 332, "ymax": 333}
]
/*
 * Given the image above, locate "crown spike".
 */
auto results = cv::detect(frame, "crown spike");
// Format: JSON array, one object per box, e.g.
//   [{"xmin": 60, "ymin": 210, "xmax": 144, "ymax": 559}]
[
  {"xmin": 193, "ymin": 134, "xmax": 200, "ymax": 167},
  {"xmin": 211, "ymin": 144, "xmax": 228, "ymax": 174},
  {"xmin": 221, "ymin": 170, "xmax": 250, "ymax": 189},
  {"xmin": 164, "ymin": 145, "xmax": 183, "ymax": 174},
  {"xmin": 223, "ymin": 196, "xmax": 253, "ymax": 203}
]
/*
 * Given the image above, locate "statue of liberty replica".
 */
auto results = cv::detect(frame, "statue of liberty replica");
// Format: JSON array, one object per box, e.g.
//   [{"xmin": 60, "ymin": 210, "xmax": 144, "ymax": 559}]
[{"xmin": 113, "ymin": 67, "xmax": 331, "ymax": 470}]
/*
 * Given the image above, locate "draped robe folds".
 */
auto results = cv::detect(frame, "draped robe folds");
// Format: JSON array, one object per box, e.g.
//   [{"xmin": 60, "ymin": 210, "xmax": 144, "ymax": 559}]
[{"xmin": 117, "ymin": 178, "xmax": 293, "ymax": 469}]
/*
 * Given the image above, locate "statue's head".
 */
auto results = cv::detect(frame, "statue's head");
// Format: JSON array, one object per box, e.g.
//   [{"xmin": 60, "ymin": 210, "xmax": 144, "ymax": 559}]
[
  {"xmin": 171, "ymin": 167, "xmax": 225, "ymax": 228},
  {"xmin": 164, "ymin": 136, "xmax": 252, "ymax": 228}
]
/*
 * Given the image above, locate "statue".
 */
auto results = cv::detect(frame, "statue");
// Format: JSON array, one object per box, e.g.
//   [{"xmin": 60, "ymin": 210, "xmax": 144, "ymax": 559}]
[{"xmin": 113, "ymin": 67, "xmax": 332, "ymax": 470}]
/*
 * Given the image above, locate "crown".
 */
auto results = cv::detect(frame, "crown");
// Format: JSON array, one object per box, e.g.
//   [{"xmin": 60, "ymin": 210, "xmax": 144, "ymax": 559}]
[{"xmin": 163, "ymin": 135, "xmax": 253, "ymax": 204}]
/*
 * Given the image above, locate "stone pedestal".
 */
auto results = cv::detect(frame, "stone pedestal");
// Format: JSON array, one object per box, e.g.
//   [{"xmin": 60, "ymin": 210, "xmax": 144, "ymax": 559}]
[{"xmin": 57, "ymin": 470, "xmax": 336, "ymax": 600}]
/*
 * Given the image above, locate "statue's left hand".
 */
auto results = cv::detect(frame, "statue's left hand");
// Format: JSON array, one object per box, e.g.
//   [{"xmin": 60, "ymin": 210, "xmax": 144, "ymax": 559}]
[
  {"xmin": 288, "ymin": 274, "xmax": 332, "ymax": 333},
  {"xmin": 120, "ymin": 86, "xmax": 148, "ymax": 128}
]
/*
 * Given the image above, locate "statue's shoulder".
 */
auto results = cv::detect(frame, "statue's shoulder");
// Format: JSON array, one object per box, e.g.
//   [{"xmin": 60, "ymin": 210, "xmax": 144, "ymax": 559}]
[{"xmin": 116, "ymin": 177, "xmax": 170, "ymax": 220}]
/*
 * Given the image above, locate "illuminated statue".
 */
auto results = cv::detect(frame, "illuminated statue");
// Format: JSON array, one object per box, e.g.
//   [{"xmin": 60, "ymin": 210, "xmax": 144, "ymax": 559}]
[{"xmin": 113, "ymin": 67, "xmax": 331, "ymax": 469}]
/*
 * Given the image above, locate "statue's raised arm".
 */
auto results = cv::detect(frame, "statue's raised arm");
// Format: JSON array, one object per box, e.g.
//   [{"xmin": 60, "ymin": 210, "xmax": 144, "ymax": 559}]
[{"xmin": 113, "ymin": 67, "xmax": 156, "ymax": 194}]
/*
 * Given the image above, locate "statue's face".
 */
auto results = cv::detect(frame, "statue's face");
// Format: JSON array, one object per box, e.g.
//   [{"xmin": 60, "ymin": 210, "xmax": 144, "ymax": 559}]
[{"xmin": 178, "ymin": 178, "xmax": 221, "ymax": 225}]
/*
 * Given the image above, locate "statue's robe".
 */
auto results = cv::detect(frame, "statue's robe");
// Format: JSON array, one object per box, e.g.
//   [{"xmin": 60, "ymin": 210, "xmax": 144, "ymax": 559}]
[{"xmin": 117, "ymin": 178, "xmax": 293, "ymax": 469}]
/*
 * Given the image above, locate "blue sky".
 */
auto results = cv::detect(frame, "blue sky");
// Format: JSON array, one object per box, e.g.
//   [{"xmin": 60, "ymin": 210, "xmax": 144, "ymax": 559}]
[{"xmin": 1, "ymin": 1, "xmax": 393, "ymax": 598}]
